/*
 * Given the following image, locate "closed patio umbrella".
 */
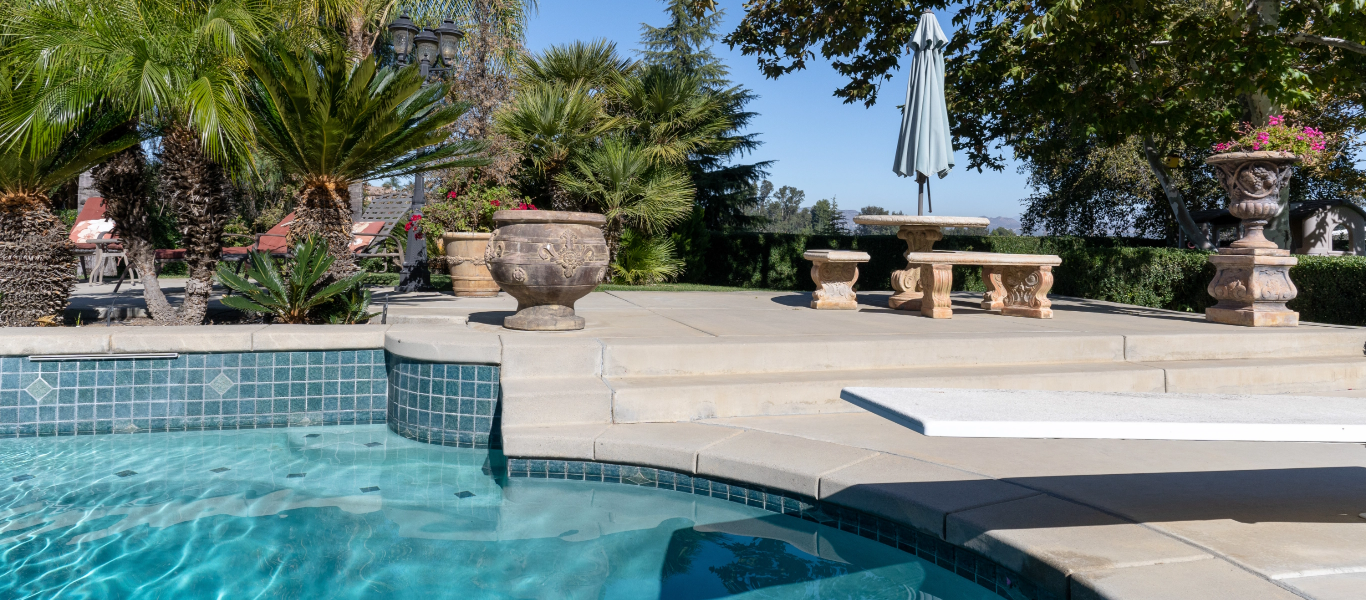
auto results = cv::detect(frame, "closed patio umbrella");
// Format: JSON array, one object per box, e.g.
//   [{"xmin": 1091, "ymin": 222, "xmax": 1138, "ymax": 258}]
[{"xmin": 892, "ymin": 11, "xmax": 954, "ymax": 215}]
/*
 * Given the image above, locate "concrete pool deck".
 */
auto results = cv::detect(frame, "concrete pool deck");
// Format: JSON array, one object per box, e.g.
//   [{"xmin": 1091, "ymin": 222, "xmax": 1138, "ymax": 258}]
[{"xmin": 22, "ymin": 287, "xmax": 1366, "ymax": 599}]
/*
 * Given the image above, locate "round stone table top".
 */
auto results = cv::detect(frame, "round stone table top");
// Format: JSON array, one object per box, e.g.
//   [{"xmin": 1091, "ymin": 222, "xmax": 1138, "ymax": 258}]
[{"xmin": 850, "ymin": 215, "xmax": 990, "ymax": 228}]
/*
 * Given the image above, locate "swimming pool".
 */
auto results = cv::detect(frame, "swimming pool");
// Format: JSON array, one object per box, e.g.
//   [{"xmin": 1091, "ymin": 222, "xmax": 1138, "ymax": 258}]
[{"xmin": 0, "ymin": 426, "xmax": 1005, "ymax": 599}]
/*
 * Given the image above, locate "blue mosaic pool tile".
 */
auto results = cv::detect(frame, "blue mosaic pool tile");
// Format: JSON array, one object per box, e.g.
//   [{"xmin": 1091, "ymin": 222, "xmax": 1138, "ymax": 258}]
[
  {"xmin": 386, "ymin": 354, "xmax": 500, "ymax": 449},
  {"xmin": 0, "ymin": 350, "xmax": 390, "ymax": 438},
  {"xmin": 507, "ymin": 458, "xmax": 1056, "ymax": 600}
]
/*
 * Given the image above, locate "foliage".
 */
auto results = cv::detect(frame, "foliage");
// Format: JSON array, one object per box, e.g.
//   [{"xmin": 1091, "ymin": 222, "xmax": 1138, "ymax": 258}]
[
  {"xmin": 440, "ymin": 0, "xmax": 534, "ymax": 188},
  {"xmin": 0, "ymin": 72, "xmax": 137, "ymax": 326},
  {"xmin": 244, "ymin": 42, "xmax": 487, "ymax": 273},
  {"xmin": 1213, "ymin": 115, "xmax": 1330, "ymax": 163},
  {"xmin": 556, "ymin": 138, "xmax": 694, "ymax": 253},
  {"xmin": 724, "ymin": 0, "xmax": 1366, "ymax": 247},
  {"xmin": 423, "ymin": 184, "xmax": 528, "ymax": 236},
  {"xmin": 611, "ymin": 229, "xmax": 684, "ymax": 285},
  {"xmin": 324, "ymin": 284, "xmax": 382, "ymax": 325},
  {"xmin": 1290, "ymin": 255, "xmax": 1366, "ymax": 326},
  {"xmin": 216, "ymin": 236, "xmax": 374, "ymax": 324},
  {"xmin": 676, "ymin": 230, "xmax": 1366, "ymax": 325},
  {"xmin": 1020, "ymin": 134, "xmax": 1224, "ymax": 238},
  {"xmin": 809, "ymin": 198, "xmax": 846, "ymax": 235},
  {"xmin": 640, "ymin": 0, "xmax": 770, "ymax": 230},
  {"xmin": 744, "ymin": 180, "xmax": 811, "ymax": 233},
  {"xmin": 497, "ymin": 38, "xmax": 744, "ymax": 248}
]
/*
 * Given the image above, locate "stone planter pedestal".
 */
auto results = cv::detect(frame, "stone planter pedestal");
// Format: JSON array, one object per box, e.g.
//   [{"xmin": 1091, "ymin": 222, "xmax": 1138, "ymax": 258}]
[
  {"xmin": 849, "ymin": 216, "xmax": 990, "ymax": 310},
  {"xmin": 485, "ymin": 210, "xmax": 609, "ymax": 331},
  {"xmin": 442, "ymin": 232, "xmax": 500, "ymax": 297},
  {"xmin": 1204, "ymin": 152, "xmax": 1301, "ymax": 327},
  {"xmin": 803, "ymin": 250, "xmax": 871, "ymax": 309}
]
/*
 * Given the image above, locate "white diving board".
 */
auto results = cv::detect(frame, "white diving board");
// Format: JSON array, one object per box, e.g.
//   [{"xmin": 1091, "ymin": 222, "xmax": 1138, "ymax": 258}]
[{"xmin": 839, "ymin": 387, "xmax": 1366, "ymax": 443}]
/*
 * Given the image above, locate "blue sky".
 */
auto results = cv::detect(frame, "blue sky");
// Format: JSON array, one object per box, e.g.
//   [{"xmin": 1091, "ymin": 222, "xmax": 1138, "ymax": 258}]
[{"xmin": 524, "ymin": 0, "xmax": 1032, "ymax": 221}]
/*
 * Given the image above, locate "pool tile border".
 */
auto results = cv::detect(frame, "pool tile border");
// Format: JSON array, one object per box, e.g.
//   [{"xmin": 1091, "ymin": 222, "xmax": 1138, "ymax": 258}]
[
  {"xmin": 386, "ymin": 356, "xmax": 501, "ymax": 448},
  {"xmin": 0, "ymin": 351, "xmax": 388, "ymax": 436},
  {"xmin": 506, "ymin": 457, "xmax": 1057, "ymax": 600}
]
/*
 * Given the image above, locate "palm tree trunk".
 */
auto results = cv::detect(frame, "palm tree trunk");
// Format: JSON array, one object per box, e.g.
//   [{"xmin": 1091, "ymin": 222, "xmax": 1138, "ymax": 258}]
[
  {"xmin": 159, "ymin": 126, "xmax": 230, "ymax": 325},
  {"xmin": 290, "ymin": 177, "xmax": 357, "ymax": 278},
  {"xmin": 93, "ymin": 143, "xmax": 183, "ymax": 322},
  {"xmin": 0, "ymin": 194, "xmax": 77, "ymax": 326}
]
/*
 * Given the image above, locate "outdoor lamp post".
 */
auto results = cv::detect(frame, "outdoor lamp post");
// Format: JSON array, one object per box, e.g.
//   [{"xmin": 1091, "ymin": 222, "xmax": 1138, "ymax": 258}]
[{"xmin": 387, "ymin": 15, "xmax": 464, "ymax": 293}]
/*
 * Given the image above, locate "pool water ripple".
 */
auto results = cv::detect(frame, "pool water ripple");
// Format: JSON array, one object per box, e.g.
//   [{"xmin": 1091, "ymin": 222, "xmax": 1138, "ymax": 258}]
[{"xmin": 0, "ymin": 426, "xmax": 1003, "ymax": 599}]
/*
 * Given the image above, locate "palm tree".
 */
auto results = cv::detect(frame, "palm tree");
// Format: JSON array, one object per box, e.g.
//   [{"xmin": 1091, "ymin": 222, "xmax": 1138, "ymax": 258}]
[
  {"xmin": 0, "ymin": 74, "xmax": 138, "ymax": 326},
  {"xmin": 555, "ymin": 138, "xmax": 693, "ymax": 259},
  {"xmin": 495, "ymin": 81, "xmax": 617, "ymax": 209},
  {"xmin": 6, "ymin": 0, "xmax": 267, "ymax": 325},
  {"xmin": 610, "ymin": 65, "xmax": 730, "ymax": 168},
  {"xmin": 244, "ymin": 43, "xmax": 487, "ymax": 275}
]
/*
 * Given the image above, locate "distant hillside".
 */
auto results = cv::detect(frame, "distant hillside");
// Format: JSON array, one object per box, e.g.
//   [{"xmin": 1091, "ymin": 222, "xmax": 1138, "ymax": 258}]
[{"xmin": 985, "ymin": 216, "xmax": 1021, "ymax": 233}]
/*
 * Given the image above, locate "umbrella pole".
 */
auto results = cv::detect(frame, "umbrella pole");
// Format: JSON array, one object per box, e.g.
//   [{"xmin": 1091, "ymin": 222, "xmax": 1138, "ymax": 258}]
[{"xmin": 916, "ymin": 173, "xmax": 927, "ymax": 216}]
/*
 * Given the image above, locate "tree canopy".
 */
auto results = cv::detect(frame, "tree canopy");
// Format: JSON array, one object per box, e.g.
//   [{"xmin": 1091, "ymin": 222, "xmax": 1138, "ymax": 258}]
[{"xmin": 724, "ymin": 0, "xmax": 1366, "ymax": 243}]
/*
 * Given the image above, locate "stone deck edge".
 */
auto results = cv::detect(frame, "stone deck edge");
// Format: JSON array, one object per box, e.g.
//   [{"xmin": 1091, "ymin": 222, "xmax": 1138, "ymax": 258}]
[{"xmin": 501, "ymin": 423, "xmax": 1307, "ymax": 600}]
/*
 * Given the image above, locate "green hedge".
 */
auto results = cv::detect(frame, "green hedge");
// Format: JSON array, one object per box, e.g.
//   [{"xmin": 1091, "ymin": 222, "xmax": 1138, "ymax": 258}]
[{"xmin": 678, "ymin": 231, "xmax": 1365, "ymax": 326}]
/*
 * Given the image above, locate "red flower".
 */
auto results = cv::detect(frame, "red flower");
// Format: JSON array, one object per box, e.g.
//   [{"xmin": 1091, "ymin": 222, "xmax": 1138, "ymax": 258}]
[
  {"xmin": 490, "ymin": 199, "xmax": 501, "ymax": 207},
  {"xmin": 446, "ymin": 191, "xmax": 458, "ymax": 199}
]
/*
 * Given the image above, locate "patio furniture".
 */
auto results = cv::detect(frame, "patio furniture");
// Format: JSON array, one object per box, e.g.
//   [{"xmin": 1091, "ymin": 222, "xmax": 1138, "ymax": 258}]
[
  {"xmin": 903, "ymin": 250, "xmax": 1062, "ymax": 319},
  {"xmin": 841, "ymin": 387, "xmax": 1366, "ymax": 443},
  {"xmin": 849, "ymin": 215, "xmax": 989, "ymax": 310},
  {"xmin": 223, "ymin": 192, "xmax": 412, "ymax": 271},
  {"xmin": 803, "ymin": 250, "xmax": 870, "ymax": 310}
]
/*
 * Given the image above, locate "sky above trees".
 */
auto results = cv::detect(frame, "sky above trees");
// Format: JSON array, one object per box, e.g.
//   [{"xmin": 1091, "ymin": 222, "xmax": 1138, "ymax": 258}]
[{"xmin": 524, "ymin": 0, "xmax": 1034, "ymax": 221}]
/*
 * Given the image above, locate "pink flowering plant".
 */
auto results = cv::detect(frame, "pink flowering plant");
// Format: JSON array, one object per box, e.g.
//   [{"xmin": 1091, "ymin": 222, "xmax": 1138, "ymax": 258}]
[
  {"xmin": 1211, "ymin": 115, "xmax": 1331, "ymax": 166},
  {"xmin": 421, "ymin": 184, "xmax": 535, "ymax": 238}
]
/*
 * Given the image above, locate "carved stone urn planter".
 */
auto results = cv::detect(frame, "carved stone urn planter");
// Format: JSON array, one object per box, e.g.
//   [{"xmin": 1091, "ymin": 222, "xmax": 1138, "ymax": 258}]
[
  {"xmin": 484, "ymin": 210, "xmax": 609, "ymax": 331},
  {"xmin": 1204, "ymin": 151, "xmax": 1300, "ymax": 327},
  {"xmin": 442, "ymin": 232, "xmax": 500, "ymax": 297}
]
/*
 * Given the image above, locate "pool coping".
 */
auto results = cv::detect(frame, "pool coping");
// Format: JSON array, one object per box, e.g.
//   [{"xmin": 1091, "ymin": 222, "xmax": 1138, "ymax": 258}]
[
  {"xmin": 501, "ymin": 422, "xmax": 1308, "ymax": 600},
  {"xmin": 505, "ymin": 456, "xmax": 1053, "ymax": 600}
]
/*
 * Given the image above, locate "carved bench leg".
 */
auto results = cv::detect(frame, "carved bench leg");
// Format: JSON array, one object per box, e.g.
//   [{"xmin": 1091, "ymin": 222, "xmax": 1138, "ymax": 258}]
[
  {"xmin": 918, "ymin": 263, "xmax": 954, "ymax": 318},
  {"xmin": 981, "ymin": 266, "xmax": 1005, "ymax": 312},
  {"xmin": 1000, "ymin": 265, "xmax": 1054, "ymax": 319},
  {"xmin": 810, "ymin": 260, "xmax": 861, "ymax": 309}
]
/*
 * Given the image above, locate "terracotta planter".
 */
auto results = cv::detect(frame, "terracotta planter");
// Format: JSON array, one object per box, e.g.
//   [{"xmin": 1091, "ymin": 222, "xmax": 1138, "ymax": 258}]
[
  {"xmin": 1202, "ymin": 151, "xmax": 1300, "ymax": 327},
  {"xmin": 485, "ymin": 210, "xmax": 609, "ymax": 331},
  {"xmin": 442, "ymin": 232, "xmax": 500, "ymax": 297}
]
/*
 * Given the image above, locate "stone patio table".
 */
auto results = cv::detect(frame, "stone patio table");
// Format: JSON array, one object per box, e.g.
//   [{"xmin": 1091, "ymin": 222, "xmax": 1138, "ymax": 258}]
[
  {"xmin": 850, "ymin": 215, "xmax": 990, "ymax": 310},
  {"xmin": 803, "ymin": 250, "xmax": 871, "ymax": 310}
]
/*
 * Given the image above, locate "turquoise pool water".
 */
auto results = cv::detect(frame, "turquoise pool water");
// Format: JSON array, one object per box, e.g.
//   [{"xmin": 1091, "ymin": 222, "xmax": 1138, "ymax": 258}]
[{"xmin": 0, "ymin": 426, "xmax": 1004, "ymax": 599}]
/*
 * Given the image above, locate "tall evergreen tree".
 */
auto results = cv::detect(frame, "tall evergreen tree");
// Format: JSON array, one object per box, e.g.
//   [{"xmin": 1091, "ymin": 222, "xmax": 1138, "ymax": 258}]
[{"xmin": 639, "ymin": 0, "xmax": 769, "ymax": 231}]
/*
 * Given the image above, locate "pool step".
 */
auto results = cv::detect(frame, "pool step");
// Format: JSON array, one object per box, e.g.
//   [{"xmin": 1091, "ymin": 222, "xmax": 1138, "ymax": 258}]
[
  {"xmin": 599, "ymin": 329, "xmax": 1366, "ymax": 378},
  {"xmin": 603, "ymin": 356, "xmax": 1366, "ymax": 423}
]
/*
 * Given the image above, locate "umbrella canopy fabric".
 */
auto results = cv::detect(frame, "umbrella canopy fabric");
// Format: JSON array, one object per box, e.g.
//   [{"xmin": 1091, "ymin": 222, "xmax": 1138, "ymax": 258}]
[{"xmin": 892, "ymin": 12, "xmax": 954, "ymax": 180}]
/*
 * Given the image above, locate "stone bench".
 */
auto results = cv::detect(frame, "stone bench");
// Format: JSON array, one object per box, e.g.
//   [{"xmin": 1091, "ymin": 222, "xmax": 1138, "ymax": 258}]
[
  {"xmin": 904, "ymin": 250, "xmax": 1062, "ymax": 319},
  {"xmin": 802, "ymin": 250, "xmax": 870, "ymax": 310}
]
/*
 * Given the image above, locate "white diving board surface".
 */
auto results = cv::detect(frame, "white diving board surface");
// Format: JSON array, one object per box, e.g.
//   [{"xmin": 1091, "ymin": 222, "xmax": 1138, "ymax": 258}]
[{"xmin": 839, "ymin": 387, "xmax": 1366, "ymax": 443}]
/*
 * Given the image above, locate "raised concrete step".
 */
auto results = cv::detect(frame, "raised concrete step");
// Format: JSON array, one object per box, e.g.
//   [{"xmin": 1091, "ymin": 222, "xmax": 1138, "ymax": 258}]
[
  {"xmin": 600, "ymin": 329, "xmax": 1366, "ymax": 378},
  {"xmin": 606, "ymin": 357, "xmax": 1366, "ymax": 423}
]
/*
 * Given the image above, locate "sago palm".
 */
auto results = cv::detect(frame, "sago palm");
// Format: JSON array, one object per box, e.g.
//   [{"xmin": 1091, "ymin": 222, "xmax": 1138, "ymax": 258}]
[
  {"xmin": 244, "ymin": 43, "xmax": 487, "ymax": 275},
  {"xmin": 0, "ymin": 74, "xmax": 138, "ymax": 326},
  {"xmin": 6, "ymin": 0, "xmax": 267, "ymax": 325}
]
